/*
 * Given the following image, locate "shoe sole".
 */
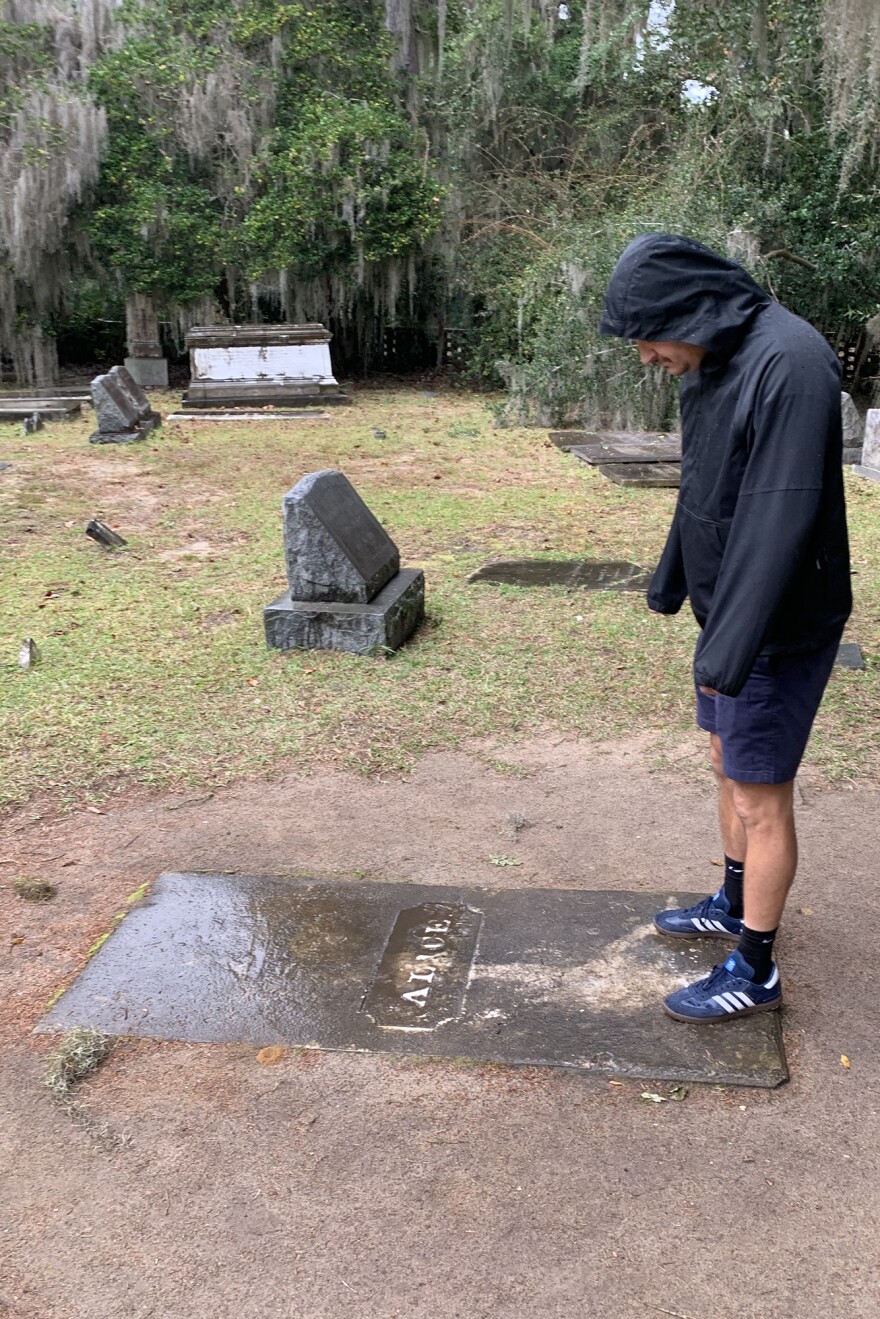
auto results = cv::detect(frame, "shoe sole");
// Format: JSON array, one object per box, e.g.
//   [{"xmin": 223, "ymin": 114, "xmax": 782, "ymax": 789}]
[
  {"xmin": 653, "ymin": 918, "xmax": 742, "ymax": 942},
  {"xmin": 662, "ymin": 994, "xmax": 783, "ymax": 1024}
]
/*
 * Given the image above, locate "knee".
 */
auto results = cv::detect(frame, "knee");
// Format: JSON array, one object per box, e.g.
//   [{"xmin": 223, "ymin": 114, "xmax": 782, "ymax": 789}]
[{"xmin": 731, "ymin": 781, "xmax": 793, "ymax": 832}]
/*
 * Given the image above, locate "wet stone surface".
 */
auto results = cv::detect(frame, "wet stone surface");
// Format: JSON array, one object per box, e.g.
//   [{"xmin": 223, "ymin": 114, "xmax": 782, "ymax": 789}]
[
  {"xmin": 41, "ymin": 874, "xmax": 788, "ymax": 1088},
  {"xmin": 467, "ymin": 559, "xmax": 653, "ymax": 590}
]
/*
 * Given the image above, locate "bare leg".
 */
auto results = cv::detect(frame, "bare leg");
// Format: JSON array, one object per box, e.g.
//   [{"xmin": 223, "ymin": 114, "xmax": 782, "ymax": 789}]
[
  {"xmin": 709, "ymin": 733, "xmax": 746, "ymax": 862},
  {"xmin": 730, "ymin": 780, "xmax": 797, "ymax": 930}
]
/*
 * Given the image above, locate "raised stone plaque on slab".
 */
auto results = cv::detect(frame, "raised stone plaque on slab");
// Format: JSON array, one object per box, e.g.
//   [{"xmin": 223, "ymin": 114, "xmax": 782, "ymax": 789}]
[
  {"xmin": 363, "ymin": 902, "xmax": 483, "ymax": 1030},
  {"xmin": 599, "ymin": 462, "xmax": 681, "ymax": 488},
  {"xmin": 550, "ymin": 430, "xmax": 680, "ymax": 452},
  {"xmin": 854, "ymin": 409, "xmax": 880, "ymax": 482},
  {"xmin": 467, "ymin": 559, "xmax": 652, "ymax": 590},
  {"xmin": 284, "ymin": 470, "xmax": 399, "ymax": 603},
  {"xmin": 572, "ymin": 436, "xmax": 682, "ymax": 464},
  {"xmin": 40, "ymin": 875, "xmax": 788, "ymax": 1088}
]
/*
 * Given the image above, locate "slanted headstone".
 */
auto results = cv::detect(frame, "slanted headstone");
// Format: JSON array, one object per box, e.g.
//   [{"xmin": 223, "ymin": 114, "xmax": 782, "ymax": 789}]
[
  {"xmin": 89, "ymin": 369, "xmax": 161, "ymax": 445},
  {"xmin": 264, "ymin": 469, "xmax": 424, "ymax": 654},
  {"xmin": 841, "ymin": 392, "xmax": 862, "ymax": 464},
  {"xmin": 854, "ymin": 410, "xmax": 880, "ymax": 482}
]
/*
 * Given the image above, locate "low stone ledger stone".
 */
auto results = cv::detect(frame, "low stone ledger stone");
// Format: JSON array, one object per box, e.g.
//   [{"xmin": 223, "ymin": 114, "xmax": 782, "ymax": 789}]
[
  {"xmin": 264, "ymin": 469, "xmax": 424, "ymax": 655},
  {"xmin": 599, "ymin": 462, "xmax": 681, "ymax": 488}
]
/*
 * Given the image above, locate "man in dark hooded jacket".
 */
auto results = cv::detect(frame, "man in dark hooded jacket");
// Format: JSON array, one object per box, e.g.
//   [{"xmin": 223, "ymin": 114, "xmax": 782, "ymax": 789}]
[{"xmin": 600, "ymin": 233, "xmax": 851, "ymax": 1023}]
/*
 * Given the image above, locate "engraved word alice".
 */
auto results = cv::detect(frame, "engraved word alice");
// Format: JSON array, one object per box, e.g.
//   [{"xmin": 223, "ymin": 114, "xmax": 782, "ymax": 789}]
[{"xmin": 400, "ymin": 919, "xmax": 452, "ymax": 1008}]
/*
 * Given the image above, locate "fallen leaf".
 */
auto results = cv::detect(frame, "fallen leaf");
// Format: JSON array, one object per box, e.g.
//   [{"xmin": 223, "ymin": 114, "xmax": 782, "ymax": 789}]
[
  {"xmin": 841, "ymin": 1055, "xmax": 851, "ymax": 1069},
  {"xmin": 11, "ymin": 935, "xmax": 25, "ymax": 946},
  {"xmin": 640, "ymin": 1091, "xmax": 667, "ymax": 1103},
  {"xmin": 85, "ymin": 806, "xmax": 104, "ymax": 815},
  {"xmin": 668, "ymin": 1085, "xmax": 689, "ymax": 1101},
  {"xmin": 710, "ymin": 858, "xmax": 724, "ymax": 867},
  {"xmin": 800, "ymin": 907, "xmax": 814, "ymax": 916},
  {"xmin": 488, "ymin": 854, "xmax": 523, "ymax": 867},
  {"xmin": 256, "ymin": 1046, "xmax": 287, "ymax": 1066}
]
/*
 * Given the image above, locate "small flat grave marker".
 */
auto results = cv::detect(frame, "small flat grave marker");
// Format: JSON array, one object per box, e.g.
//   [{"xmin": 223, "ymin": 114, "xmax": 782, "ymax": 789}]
[
  {"xmin": 40, "ymin": 874, "xmax": 788, "ymax": 1088},
  {"xmin": 571, "ymin": 436, "xmax": 682, "ymax": 465},
  {"xmin": 835, "ymin": 642, "xmax": 865, "ymax": 670},
  {"xmin": 467, "ymin": 559, "xmax": 652, "ymax": 590}
]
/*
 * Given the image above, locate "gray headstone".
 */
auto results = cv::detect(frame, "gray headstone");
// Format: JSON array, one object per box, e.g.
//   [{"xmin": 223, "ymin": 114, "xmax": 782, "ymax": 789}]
[
  {"xmin": 835, "ymin": 642, "xmax": 865, "ymax": 670},
  {"xmin": 283, "ymin": 470, "xmax": 400, "ymax": 603},
  {"xmin": 91, "ymin": 372, "xmax": 141, "ymax": 433},
  {"xmin": 862, "ymin": 410, "xmax": 880, "ymax": 469},
  {"xmin": 110, "ymin": 364, "xmax": 152, "ymax": 419},
  {"xmin": 841, "ymin": 392, "xmax": 862, "ymax": 448}
]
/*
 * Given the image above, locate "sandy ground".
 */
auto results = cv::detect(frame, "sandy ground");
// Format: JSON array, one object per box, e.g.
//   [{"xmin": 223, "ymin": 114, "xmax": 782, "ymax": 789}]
[{"xmin": 2, "ymin": 733, "xmax": 879, "ymax": 1319}]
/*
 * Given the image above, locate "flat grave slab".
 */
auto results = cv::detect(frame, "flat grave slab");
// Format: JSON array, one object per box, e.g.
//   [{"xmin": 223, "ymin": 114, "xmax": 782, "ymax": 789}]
[
  {"xmin": 570, "ymin": 436, "xmax": 682, "ymax": 465},
  {"xmin": 40, "ymin": 874, "xmax": 787, "ymax": 1088},
  {"xmin": 599, "ymin": 462, "xmax": 681, "ymax": 488},
  {"xmin": 836, "ymin": 642, "xmax": 865, "ymax": 670},
  {"xmin": 467, "ymin": 559, "xmax": 652, "ymax": 590},
  {"xmin": 549, "ymin": 430, "xmax": 680, "ymax": 452},
  {"xmin": 0, "ymin": 402, "xmax": 81, "ymax": 422}
]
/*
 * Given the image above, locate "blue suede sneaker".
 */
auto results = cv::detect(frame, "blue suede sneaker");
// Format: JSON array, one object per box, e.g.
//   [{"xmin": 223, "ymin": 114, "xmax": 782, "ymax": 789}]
[
  {"xmin": 654, "ymin": 889, "xmax": 743, "ymax": 942},
  {"xmin": 663, "ymin": 950, "xmax": 782, "ymax": 1023}
]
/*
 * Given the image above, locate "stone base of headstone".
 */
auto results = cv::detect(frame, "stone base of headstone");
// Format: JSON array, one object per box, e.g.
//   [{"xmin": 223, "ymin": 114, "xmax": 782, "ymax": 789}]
[
  {"xmin": 842, "ymin": 447, "xmax": 863, "ymax": 465},
  {"xmin": 166, "ymin": 409, "xmax": 330, "ymax": 423},
  {"xmin": 264, "ymin": 568, "xmax": 425, "ymax": 656},
  {"xmin": 852, "ymin": 464, "xmax": 880, "ymax": 482},
  {"xmin": 124, "ymin": 356, "xmax": 169, "ymax": 389},
  {"xmin": 89, "ymin": 417, "xmax": 161, "ymax": 445}
]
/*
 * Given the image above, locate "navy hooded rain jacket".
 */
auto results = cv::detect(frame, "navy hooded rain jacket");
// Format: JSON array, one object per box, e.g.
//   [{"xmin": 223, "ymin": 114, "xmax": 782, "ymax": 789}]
[{"xmin": 600, "ymin": 233, "xmax": 851, "ymax": 698}]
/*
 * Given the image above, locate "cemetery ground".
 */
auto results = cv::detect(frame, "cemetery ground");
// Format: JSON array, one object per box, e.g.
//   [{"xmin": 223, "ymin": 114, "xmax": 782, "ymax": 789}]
[{"xmin": 2, "ymin": 388, "xmax": 880, "ymax": 1318}]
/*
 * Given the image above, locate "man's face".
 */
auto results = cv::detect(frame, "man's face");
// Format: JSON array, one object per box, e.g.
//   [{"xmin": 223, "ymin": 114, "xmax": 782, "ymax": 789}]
[{"xmin": 634, "ymin": 340, "xmax": 707, "ymax": 376}]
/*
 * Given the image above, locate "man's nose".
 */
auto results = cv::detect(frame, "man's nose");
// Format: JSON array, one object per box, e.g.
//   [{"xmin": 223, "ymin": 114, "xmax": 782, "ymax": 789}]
[{"xmin": 636, "ymin": 342, "xmax": 657, "ymax": 366}]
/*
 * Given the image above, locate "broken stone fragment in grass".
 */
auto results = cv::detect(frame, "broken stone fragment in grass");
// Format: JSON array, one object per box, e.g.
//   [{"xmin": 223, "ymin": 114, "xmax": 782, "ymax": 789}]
[
  {"xmin": 18, "ymin": 638, "xmax": 41, "ymax": 668},
  {"xmin": 85, "ymin": 518, "xmax": 127, "ymax": 549},
  {"xmin": 13, "ymin": 876, "xmax": 57, "ymax": 902}
]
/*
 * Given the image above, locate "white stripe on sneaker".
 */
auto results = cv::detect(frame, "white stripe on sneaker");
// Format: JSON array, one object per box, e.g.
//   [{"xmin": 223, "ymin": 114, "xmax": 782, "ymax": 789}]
[
  {"xmin": 730, "ymin": 991, "xmax": 755, "ymax": 1008},
  {"xmin": 709, "ymin": 920, "xmax": 728, "ymax": 932},
  {"xmin": 711, "ymin": 995, "xmax": 736, "ymax": 1013},
  {"xmin": 691, "ymin": 918, "xmax": 708, "ymax": 931},
  {"xmin": 764, "ymin": 966, "xmax": 780, "ymax": 990}
]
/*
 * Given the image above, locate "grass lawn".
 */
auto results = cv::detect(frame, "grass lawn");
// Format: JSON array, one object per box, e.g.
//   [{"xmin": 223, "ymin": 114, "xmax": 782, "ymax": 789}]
[{"xmin": 1, "ymin": 386, "xmax": 878, "ymax": 809}]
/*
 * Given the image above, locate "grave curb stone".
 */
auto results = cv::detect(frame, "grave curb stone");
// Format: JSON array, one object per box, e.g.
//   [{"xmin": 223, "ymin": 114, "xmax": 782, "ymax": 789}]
[{"xmin": 264, "ymin": 567, "xmax": 425, "ymax": 655}]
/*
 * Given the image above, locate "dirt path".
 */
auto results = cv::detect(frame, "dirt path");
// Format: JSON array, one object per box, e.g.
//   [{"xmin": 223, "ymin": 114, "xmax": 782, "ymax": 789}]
[{"xmin": 2, "ymin": 735, "xmax": 879, "ymax": 1318}]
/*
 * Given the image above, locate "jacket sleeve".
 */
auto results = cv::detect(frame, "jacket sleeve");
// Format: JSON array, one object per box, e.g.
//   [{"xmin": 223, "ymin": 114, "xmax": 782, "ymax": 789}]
[
  {"xmin": 647, "ymin": 501, "xmax": 688, "ymax": 614},
  {"xmin": 693, "ymin": 373, "xmax": 834, "ymax": 697}
]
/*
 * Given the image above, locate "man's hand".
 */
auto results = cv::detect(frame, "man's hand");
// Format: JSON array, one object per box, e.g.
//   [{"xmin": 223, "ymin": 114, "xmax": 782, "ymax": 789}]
[{"xmin": 699, "ymin": 685, "xmax": 720, "ymax": 696}]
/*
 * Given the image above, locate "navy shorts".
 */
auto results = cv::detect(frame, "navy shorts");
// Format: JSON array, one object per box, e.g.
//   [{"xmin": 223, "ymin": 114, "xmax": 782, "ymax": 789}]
[{"xmin": 695, "ymin": 634, "xmax": 841, "ymax": 784}]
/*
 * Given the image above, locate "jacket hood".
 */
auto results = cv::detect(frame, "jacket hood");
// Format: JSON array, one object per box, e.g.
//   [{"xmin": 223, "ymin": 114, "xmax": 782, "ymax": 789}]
[{"xmin": 600, "ymin": 233, "xmax": 771, "ymax": 358}]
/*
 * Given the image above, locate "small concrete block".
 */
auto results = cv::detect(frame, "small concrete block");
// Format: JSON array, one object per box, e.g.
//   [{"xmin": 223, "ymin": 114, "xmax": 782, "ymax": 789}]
[
  {"xmin": 124, "ymin": 356, "xmax": 169, "ymax": 389},
  {"xmin": 264, "ymin": 567, "xmax": 425, "ymax": 655},
  {"xmin": 842, "ymin": 447, "xmax": 863, "ymax": 465},
  {"xmin": 599, "ymin": 462, "xmax": 681, "ymax": 488},
  {"xmin": 283, "ymin": 469, "xmax": 400, "ymax": 603},
  {"xmin": 835, "ymin": 642, "xmax": 865, "ymax": 670},
  {"xmin": 859, "ymin": 409, "xmax": 880, "ymax": 472}
]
